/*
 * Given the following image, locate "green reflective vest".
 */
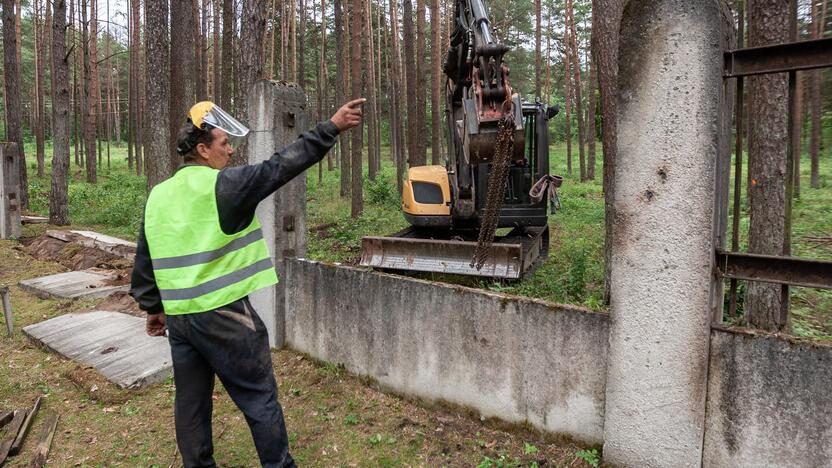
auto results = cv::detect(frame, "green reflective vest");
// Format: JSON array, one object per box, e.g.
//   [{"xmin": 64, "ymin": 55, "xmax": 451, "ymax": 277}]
[{"xmin": 144, "ymin": 165, "xmax": 278, "ymax": 315}]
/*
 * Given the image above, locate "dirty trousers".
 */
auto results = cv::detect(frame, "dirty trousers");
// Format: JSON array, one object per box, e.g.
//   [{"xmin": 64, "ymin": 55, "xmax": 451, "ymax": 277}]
[{"xmin": 165, "ymin": 299, "xmax": 296, "ymax": 468}]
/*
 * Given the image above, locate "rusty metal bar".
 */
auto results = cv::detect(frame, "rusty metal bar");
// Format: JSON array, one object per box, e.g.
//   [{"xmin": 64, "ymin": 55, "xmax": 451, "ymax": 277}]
[
  {"xmin": 715, "ymin": 251, "xmax": 832, "ymax": 290},
  {"xmin": 723, "ymin": 37, "xmax": 832, "ymax": 77}
]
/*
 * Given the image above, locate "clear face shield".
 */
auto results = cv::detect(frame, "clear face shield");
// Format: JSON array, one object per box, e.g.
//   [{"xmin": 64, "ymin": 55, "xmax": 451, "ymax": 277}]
[{"xmin": 198, "ymin": 104, "xmax": 250, "ymax": 137}]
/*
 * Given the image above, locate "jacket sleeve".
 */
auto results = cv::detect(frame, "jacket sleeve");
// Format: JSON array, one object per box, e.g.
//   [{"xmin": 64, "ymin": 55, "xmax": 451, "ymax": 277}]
[
  {"xmin": 130, "ymin": 219, "xmax": 164, "ymax": 315},
  {"xmin": 215, "ymin": 120, "xmax": 340, "ymax": 235}
]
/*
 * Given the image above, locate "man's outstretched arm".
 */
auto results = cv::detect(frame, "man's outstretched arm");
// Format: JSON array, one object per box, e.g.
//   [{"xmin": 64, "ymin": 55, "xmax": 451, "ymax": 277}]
[{"xmin": 216, "ymin": 99, "xmax": 365, "ymax": 234}]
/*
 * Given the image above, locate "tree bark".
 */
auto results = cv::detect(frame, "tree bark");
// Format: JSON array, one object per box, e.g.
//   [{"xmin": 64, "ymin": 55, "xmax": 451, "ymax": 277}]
[
  {"xmin": 290, "ymin": 0, "xmax": 297, "ymax": 81},
  {"xmin": 592, "ymin": 0, "xmax": 624, "ymax": 305},
  {"xmin": 746, "ymin": 0, "xmax": 790, "ymax": 332},
  {"xmin": 563, "ymin": 13, "xmax": 573, "ymax": 176},
  {"xmin": 390, "ymin": 0, "xmax": 405, "ymax": 192},
  {"xmin": 170, "ymin": 0, "xmax": 198, "ymax": 167},
  {"xmin": 402, "ymin": 0, "xmax": 417, "ymax": 166},
  {"xmin": 415, "ymin": 0, "xmax": 427, "ymax": 165},
  {"xmin": 350, "ymin": 0, "xmax": 364, "ymax": 217},
  {"xmin": 336, "ymin": 0, "xmax": 351, "ymax": 197},
  {"xmin": 132, "ymin": 0, "xmax": 143, "ymax": 176},
  {"xmin": 365, "ymin": 0, "xmax": 377, "ymax": 180},
  {"xmin": 809, "ymin": 0, "xmax": 824, "ymax": 189},
  {"xmin": 3, "ymin": 0, "xmax": 27, "ymax": 209},
  {"xmin": 299, "ymin": 0, "xmax": 306, "ymax": 87},
  {"xmin": 221, "ymin": 0, "xmax": 234, "ymax": 110},
  {"xmin": 82, "ymin": 0, "xmax": 97, "ymax": 183},
  {"xmin": 34, "ymin": 0, "xmax": 46, "ymax": 177},
  {"xmin": 430, "ymin": 0, "xmax": 442, "ymax": 164},
  {"xmin": 567, "ymin": 0, "xmax": 586, "ymax": 181},
  {"xmin": 587, "ymin": 34, "xmax": 597, "ymax": 181},
  {"xmin": 534, "ymin": 0, "xmax": 541, "ymax": 99},
  {"xmin": 145, "ymin": 0, "xmax": 171, "ymax": 188},
  {"xmin": 213, "ymin": 0, "xmax": 221, "ymax": 98},
  {"xmin": 50, "ymin": 0, "xmax": 70, "ymax": 224},
  {"xmin": 231, "ymin": 0, "xmax": 269, "ymax": 167}
]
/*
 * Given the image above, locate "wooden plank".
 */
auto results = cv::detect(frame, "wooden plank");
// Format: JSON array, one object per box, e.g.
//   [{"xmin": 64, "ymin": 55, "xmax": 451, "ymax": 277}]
[
  {"xmin": 0, "ymin": 411, "xmax": 13, "ymax": 428},
  {"xmin": 28, "ymin": 412, "xmax": 59, "ymax": 468},
  {"xmin": 1, "ymin": 286, "xmax": 13, "ymax": 335},
  {"xmin": 9, "ymin": 396, "xmax": 42, "ymax": 456},
  {"xmin": 23, "ymin": 312, "xmax": 172, "ymax": 389},
  {"xmin": 0, "ymin": 410, "xmax": 28, "ymax": 463}
]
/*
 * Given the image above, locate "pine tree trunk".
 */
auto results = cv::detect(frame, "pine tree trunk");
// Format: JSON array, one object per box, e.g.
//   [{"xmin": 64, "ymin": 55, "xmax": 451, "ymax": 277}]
[
  {"xmin": 390, "ymin": 0, "xmax": 405, "ymax": 192},
  {"xmin": 145, "ymin": 0, "xmax": 171, "ymax": 188},
  {"xmin": 50, "ymin": 0, "xmax": 70, "ymax": 224},
  {"xmin": 430, "ymin": 0, "xmax": 442, "ymax": 164},
  {"xmin": 232, "ymin": 0, "xmax": 269, "ymax": 167},
  {"xmin": 587, "ymin": 37, "xmax": 597, "ymax": 181},
  {"xmin": 4, "ymin": 0, "xmax": 28, "ymax": 208},
  {"xmin": 34, "ymin": 0, "xmax": 46, "ymax": 177},
  {"xmin": 336, "ymin": 0, "xmax": 351, "ymax": 197},
  {"xmin": 809, "ymin": 0, "xmax": 824, "ymax": 189},
  {"xmin": 132, "ymin": 0, "xmax": 143, "ymax": 176},
  {"xmin": 365, "ymin": 0, "xmax": 377, "ymax": 180},
  {"xmin": 534, "ymin": 0, "xmax": 541, "ymax": 99},
  {"xmin": 567, "ymin": 0, "xmax": 586, "ymax": 181},
  {"xmin": 350, "ymin": 0, "xmax": 364, "ymax": 217},
  {"xmin": 200, "ymin": 0, "xmax": 209, "ymax": 99},
  {"xmin": 90, "ymin": 0, "xmax": 102, "ymax": 171},
  {"xmin": 127, "ymin": 0, "xmax": 135, "ymax": 169},
  {"xmin": 290, "ymin": 0, "xmax": 297, "ymax": 81},
  {"xmin": 415, "ymin": 0, "xmax": 427, "ymax": 165},
  {"xmin": 82, "ymin": 0, "xmax": 97, "ymax": 183},
  {"xmin": 221, "ymin": 0, "xmax": 233, "ymax": 110},
  {"xmin": 402, "ymin": 0, "xmax": 416, "ymax": 166},
  {"xmin": 592, "ymin": 0, "xmax": 624, "ymax": 305},
  {"xmin": 170, "ymin": 0, "xmax": 198, "ymax": 167},
  {"xmin": 563, "ymin": 13, "xmax": 572, "ymax": 176},
  {"xmin": 299, "ymin": 0, "xmax": 306, "ymax": 88},
  {"xmin": 213, "ymin": 0, "xmax": 221, "ymax": 98},
  {"xmin": 746, "ymin": 0, "xmax": 791, "ymax": 332}
]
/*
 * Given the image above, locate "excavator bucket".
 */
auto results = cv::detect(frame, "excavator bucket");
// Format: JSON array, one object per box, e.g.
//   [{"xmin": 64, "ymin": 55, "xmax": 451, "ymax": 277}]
[{"xmin": 359, "ymin": 226, "xmax": 548, "ymax": 280}]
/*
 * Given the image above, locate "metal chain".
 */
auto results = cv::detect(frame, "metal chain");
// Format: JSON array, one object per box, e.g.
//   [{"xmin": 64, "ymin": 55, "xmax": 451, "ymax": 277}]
[{"xmin": 471, "ymin": 114, "xmax": 516, "ymax": 270}]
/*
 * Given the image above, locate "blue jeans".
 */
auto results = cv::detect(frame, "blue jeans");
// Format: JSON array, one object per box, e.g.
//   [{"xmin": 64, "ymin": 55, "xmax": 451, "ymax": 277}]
[{"xmin": 165, "ymin": 298, "xmax": 295, "ymax": 468}]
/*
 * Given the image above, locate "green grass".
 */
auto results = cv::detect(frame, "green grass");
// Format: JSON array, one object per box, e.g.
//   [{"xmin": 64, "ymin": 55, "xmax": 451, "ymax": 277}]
[{"xmin": 20, "ymin": 138, "xmax": 832, "ymax": 339}]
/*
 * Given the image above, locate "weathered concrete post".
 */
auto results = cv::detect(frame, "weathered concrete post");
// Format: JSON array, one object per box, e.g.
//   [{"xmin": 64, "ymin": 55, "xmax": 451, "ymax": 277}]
[
  {"xmin": 602, "ymin": 0, "xmax": 723, "ymax": 465},
  {"xmin": 0, "ymin": 143, "xmax": 22, "ymax": 239},
  {"xmin": 247, "ymin": 81, "xmax": 309, "ymax": 348}
]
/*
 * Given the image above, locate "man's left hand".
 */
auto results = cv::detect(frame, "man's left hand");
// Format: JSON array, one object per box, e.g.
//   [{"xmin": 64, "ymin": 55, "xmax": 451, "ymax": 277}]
[{"xmin": 146, "ymin": 313, "xmax": 167, "ymax": 337}]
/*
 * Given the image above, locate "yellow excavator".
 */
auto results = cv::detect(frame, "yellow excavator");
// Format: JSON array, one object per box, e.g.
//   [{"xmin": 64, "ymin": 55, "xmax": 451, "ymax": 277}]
[{"xmin": 360, "ymin": 0, "xmax": 560, "ymax": 279}]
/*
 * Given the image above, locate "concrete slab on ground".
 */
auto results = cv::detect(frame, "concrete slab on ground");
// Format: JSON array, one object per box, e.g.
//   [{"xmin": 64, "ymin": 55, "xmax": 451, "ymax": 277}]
[
  {"xmin": 21, "ymin": 215, "xmax": 48, "ymax": 224},
  {"xmin": 23, "ymin": 311, "xmax": 172, "ymax": 389},
  {"xmin": 19, "ymin": 270, "xmax": 129, "ymax": 300}
]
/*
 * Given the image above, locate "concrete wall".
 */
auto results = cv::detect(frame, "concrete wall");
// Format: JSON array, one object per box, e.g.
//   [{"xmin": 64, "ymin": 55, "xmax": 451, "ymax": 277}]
[
  {"xmin": 283, "ymin": 259, "xmax": 610, "ymax": 444},
  {"xmin": 703, "ymin": 327, "xmax": 832, "ymax": 467}
]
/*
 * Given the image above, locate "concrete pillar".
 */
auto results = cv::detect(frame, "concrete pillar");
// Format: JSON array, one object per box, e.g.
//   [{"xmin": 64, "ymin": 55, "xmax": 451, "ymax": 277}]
[
  {"xmin": 602, "ymin": 1, "xmax": 723, "ymax": 466},
  {"xmin": 246, "ymin": 81, "xmax": 309, "ymax": 348},
  {"xmin": 0, "ymin": 143, "xmax": 22, "ymax": 239}
]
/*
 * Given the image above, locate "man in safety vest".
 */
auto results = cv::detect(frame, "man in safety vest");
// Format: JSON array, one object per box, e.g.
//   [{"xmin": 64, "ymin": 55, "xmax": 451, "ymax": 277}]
[{"xmin": 130, "ymin": 98, "xmax": 364, "ymax": 467}]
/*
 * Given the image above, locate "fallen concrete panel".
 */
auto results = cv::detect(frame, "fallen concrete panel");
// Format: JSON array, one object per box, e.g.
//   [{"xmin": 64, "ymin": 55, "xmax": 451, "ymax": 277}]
[
  {"xmin": 284, "ymin": 259, "xmax": 609, "ymax": 444},
  {"xmin": 19, "ymin": 270, "xmax": 129, "ymax": 300},
  {"xmin": 23, "ymin": 311, "xmax": 172, "ymax": 389},
  {"xmin": 68, "ymin": 230, "xmax": 136, "ymax": 260},
  {"xmin": 21, "ymin": 215, "xmax": 48, "ymax": 224},
  {"xmin": 703, "ymin": 328, "xmax": 832, "ymax": 467}
]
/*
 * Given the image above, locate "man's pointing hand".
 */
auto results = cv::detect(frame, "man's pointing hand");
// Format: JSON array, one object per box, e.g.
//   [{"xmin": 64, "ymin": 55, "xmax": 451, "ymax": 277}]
[{"xmin": 330, "ymin": 98, "xmax": 366, "ymax": 132}]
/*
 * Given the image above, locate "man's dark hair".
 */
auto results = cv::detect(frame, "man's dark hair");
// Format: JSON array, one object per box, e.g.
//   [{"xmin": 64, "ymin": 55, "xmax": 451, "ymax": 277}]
[{"xmin": 176, "ymin": 121, "xmax": 216, "ymax": 161}]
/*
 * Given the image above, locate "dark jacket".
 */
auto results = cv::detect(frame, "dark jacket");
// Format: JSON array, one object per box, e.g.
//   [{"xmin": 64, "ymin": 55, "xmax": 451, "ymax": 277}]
[{"xmin": 130, "ymin": 121, "xmax": 340, "ymax": 314}]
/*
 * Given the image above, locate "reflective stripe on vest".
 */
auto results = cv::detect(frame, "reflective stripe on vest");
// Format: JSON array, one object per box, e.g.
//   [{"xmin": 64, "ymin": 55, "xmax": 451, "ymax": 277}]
[{"xmin": 143, "ymin": 166, "xmax": 278, "ymax": 315}]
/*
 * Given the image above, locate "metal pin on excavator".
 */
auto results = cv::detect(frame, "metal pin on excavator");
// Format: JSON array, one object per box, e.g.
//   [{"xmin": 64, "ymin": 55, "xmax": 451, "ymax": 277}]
[{"xmin": 360, "ymin": 0, "xmax": 561, "ymax": 280}]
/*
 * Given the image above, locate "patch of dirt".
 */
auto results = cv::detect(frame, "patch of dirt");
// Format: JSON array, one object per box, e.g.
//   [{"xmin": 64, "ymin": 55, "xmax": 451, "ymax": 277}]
[
  {"xmin": 24, "ymin": 234, "xmax": 132, "ymax": 271},
  {"xmin": 84, "ymin": 291, "xmax": 144, "ymax": 318},
  {"xmin": 63, "ymin": 364, "xmax": 132, "ymax": 405}
]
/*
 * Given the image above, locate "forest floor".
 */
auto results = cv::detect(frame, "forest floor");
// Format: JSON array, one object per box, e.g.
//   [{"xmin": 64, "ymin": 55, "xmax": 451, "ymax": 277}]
[{"xmin": 0, "ymin": 234, "xmax": 597, "ymax": 466}]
